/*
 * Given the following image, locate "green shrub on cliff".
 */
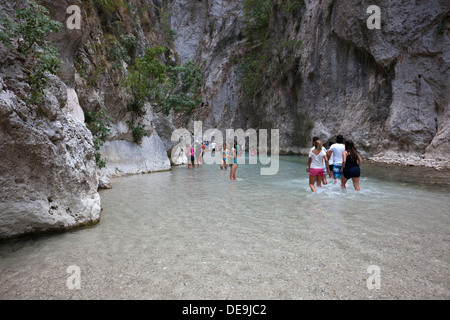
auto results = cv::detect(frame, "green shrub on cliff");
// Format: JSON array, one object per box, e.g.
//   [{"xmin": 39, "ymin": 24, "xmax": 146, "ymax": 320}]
[
  {"xmin": 124, "ymin": 46, "xmax": 202, "ymax": 116},
  {"xmin": 238, "ymin": 0, "xmax": 303, "ymax": 104},
  {"xmin": 104, "ymin": 34, "xmax": 136, "ymax": 69},
  {"xmin": 126, "ymin": 120, "xmax": 147, "ymax": 143},
  {"xmin": 92, "ymin": 0, "xmax": 127, "ymax": 12},
  {"xmin": 85, "ymin": 108, "xmax": 111, "ymax": 169},
  {"xmin": 243, "ymin": 0, "xmax": 271, "ymax": 43},
  {"xmin": 0, "ymin": 1, "xmax": 63, "ymax": 103}
]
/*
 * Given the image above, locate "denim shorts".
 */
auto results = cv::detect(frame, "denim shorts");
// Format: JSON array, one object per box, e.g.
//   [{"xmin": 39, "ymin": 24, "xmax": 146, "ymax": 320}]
[{"xmin": 343, "ymin": 167, "xmax": 361, "ymax": 179}]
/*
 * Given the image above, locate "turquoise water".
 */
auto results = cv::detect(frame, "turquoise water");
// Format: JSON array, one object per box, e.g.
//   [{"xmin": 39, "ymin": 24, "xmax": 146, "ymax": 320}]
[{"xmin": 0, "ymin": 155, "xmax": 449, "ymax": 299}]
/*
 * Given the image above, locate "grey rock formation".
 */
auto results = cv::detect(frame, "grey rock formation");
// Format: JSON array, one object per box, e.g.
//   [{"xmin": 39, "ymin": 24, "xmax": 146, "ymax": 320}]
[
  {"xmin": 67, "ymin": 87, "xmax": 85, "ymax": 123},
  {"xmin": 99, "ymin": 133, "xmax": 171, "ymax": 177},
  {"xmin": 68, "ymin": 0, "xmax": 173, "ymax": 175},
  {"xmin": 0, "ymin": 74, "xmax": 101, "ymax": 239},
  {"xmin": 98, "ymin": 175, "xmax": 112, "ymax": 189},
  {"xmin": 170, "ymin": 0, "xmax": 246, "ymax": 131},
  {"xmin": 169, "ymin": 0, "xmax": 449, "ymax": 167},
  {"xmin": 0, "ymin": 0, "xmax": 102, "ymax": 238},
  {"xmin": 328, "ymin": 0, "xmax": 449, "ymax": 160}
]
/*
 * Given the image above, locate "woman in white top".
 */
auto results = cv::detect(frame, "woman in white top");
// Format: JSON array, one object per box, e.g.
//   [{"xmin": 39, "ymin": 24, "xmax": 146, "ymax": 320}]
[
  {"xmin": 306, "ymin": 140, "xmax": 330, "ymax": 192},
  {"xmin": 310, "ymin": 137, "xmax": 328, "ymax": 186}
]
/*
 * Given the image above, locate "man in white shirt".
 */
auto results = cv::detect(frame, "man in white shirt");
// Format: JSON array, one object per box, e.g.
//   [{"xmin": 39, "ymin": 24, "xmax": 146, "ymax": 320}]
[
  {"xmin": 310, "ymin": 136, "xmax": 328, "ymax": 185},
  {"xmin": 327, "ymin": 135, "xmax": 345, "ymax": 182}
]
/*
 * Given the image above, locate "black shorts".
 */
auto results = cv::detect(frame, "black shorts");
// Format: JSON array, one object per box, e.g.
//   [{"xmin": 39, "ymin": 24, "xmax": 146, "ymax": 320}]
[
  {"xmin": 190, "ymin": 155, "xmax": 195, "ymax": 163},
  {"xmin": 343, "ymin": 166, "xmax": 360, "ymax": 179},
  {"xmin": 329, "ymin": 164, "xmax": 333, "ymax": 172}
]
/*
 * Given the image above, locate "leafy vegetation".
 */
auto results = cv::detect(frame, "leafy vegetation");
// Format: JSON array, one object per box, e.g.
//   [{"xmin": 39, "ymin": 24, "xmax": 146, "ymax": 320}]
[
  {"xmin": 91, "ymin": 0, "xmax": 127, "ymax": 12},
  {"xmin": 284, "ymin": 0, "xmax": 303, "ymax": 15},
  {"xmin": 242, "ymin": 0, "xmax": 271, "ymax": 44},
  {"xmin": 123, "ymin": 46, "xmax": 202, "ymax": 116},
  {"xmin": 104, "ymin": 34, "xmax": 136, "ymax": 69},
  {"xmin": 160, "ymin": 6, "xmax": 177, "ymax": 44},
  {"xmin": 126, "ymin": 120, "xmax": 147, "ymax": 143},
  {"xmin": 0, "ymin": 1, "xmax": 63, "ymax": 103},
  {"xmin": 85, "ymin": 108, "xmax": 111, "ymax": 168},
  {"xmin": 237, "ymin": 0, "xmax": 303, "ymax": 104}
]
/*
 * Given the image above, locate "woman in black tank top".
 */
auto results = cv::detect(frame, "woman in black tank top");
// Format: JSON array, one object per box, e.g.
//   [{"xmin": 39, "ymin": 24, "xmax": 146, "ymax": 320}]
[
  {"xmin": 345, "ymin": 153, "xmax": 359, "ymax": 168},
  {"xmin": 341, "ymin": 140, "xmax": 363, "ymax": 191}
]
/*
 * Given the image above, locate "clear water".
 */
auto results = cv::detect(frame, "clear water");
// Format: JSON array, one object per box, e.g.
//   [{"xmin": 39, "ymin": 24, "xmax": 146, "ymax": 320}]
[{"xmin": 0, "ymin": 155, "xmax": 449, "ymax": 299}]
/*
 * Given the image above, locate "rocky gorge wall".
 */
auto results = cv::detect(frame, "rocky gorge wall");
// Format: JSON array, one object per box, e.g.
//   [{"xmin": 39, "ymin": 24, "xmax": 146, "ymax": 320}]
[
  {"xmin": 66, "ymin": 0, "xmax": 172, "ymax": 175},
  {"xmin": 0, "ymin": 0, "xmax": 174, "ymax": 238},
  {"xmin": 0, "ymin": 0, "xmax": 99, "ymax": 239},
  {"xmin": 168, "ymin": 0, "xmax": 449, "ymax": 168},
  {"xmin": 0, "ymin": 0, "xmax": 101, "ymax": 239}
]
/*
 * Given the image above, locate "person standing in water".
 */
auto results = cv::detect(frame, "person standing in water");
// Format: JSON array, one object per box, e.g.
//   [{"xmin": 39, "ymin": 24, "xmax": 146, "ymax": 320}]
[
  {"xmin": 228, "ymin": 142, "xmax": 238, "ymax": 181},
  {"xmin": 327, "ymin": 135, "xmax": 346, "ymax": 183},
  {"xmin": 202, "ymin": 142, "xmax": 205, "ymax": 160},
  {"xmin": 211, "ymin": 140, "xmax": 217, "ymax": 157},
  {"xmin": 310, "ymin": 137, "xmax": 328, "ymax": 186},
  {"xmin": 220, "ymin": 143, "xmax": 228, "ymax": 170},
  {"xmin": 195, "ymin": 140, "xmax": 202, "ymax": 167},
  {"xmin": 341, "ymin": 139, "xmax": 363, "ymax": 191},
  {"xmin": 186, "ymin": 143, "xmax": 195, "ymax": 169},
  {"xmin": 306, "ymin": 140, "xmax": 330, "ymax": 192},
  {"xmin": 327, "ymin": 141, "xmax": 334, "ymax": 180}
]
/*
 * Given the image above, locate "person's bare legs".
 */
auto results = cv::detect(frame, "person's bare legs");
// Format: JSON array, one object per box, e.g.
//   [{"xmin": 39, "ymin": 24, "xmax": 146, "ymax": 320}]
[
  {"xmin": 309, "ymin": 175, "xmax": 316, "ymax": 192},
  {"xmin": 352, "ymin": 177, "xmax": 360, "ymax": 191},
  {"xmin": 322, "ymin": 174, "xmax": 327, "ymax": 186},
  {"xmin": 341, "ymin": 176, "xmax": 348, "ymax": 189},
  {"xmin": 316, "ymin": 175, "xmax": 322, "ymax": 189},
  {"xmin": 230, "ymin": 164, "xmax": 238, "ymax": 180}
]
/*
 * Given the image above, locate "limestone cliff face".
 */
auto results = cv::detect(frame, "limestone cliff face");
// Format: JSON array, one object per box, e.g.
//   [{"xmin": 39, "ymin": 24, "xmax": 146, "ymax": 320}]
[
  {"xmin": 19, "ymin": 0, "xmax": 173, "ymax": 176},
  {"xmin": 0, "ymin": 0, "xmax": 172, "ymax": 238},
  {"xmin": 65, "ymin": 0, "xmax": 172, "ymax": 175},
  {"xmin": 0, "ymin": 0, "xmax": 103, "ymax": 239},
  {"xmin": 169, "ymin": 0, "xmax": 246, "ymax": 131},
  {"xmin": 0, "ymin": 56, "xmax": 101, "ymax": 239},
  {"xmin": 169, "ymin": 0, "xmax": 449, "ymax": 165}
]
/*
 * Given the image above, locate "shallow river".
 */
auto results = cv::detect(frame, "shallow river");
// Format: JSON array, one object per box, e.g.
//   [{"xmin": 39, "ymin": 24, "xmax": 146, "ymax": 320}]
[{"xmin": 0, "ymin": 155, "xmax": 449, "ymax": 299}]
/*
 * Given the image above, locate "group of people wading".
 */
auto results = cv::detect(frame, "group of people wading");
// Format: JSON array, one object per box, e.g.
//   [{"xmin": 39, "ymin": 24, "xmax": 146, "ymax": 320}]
[
  {"xmin": 184, "ymin": 133, "xmax": 363, "ymax": 190},
  {"xmin": 186, "ymin": 140, "xmax": 239, "ymax": 181},
  {"xmin": 307, "ymin": 135, "xmax": 362, "ymax": 192}
]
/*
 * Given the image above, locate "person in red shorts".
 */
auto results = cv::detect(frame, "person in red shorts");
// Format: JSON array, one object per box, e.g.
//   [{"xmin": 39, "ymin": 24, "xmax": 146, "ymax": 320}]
[{"xmin": 306, "ymin": 140, "xmax": 330, "ymax": 192}]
